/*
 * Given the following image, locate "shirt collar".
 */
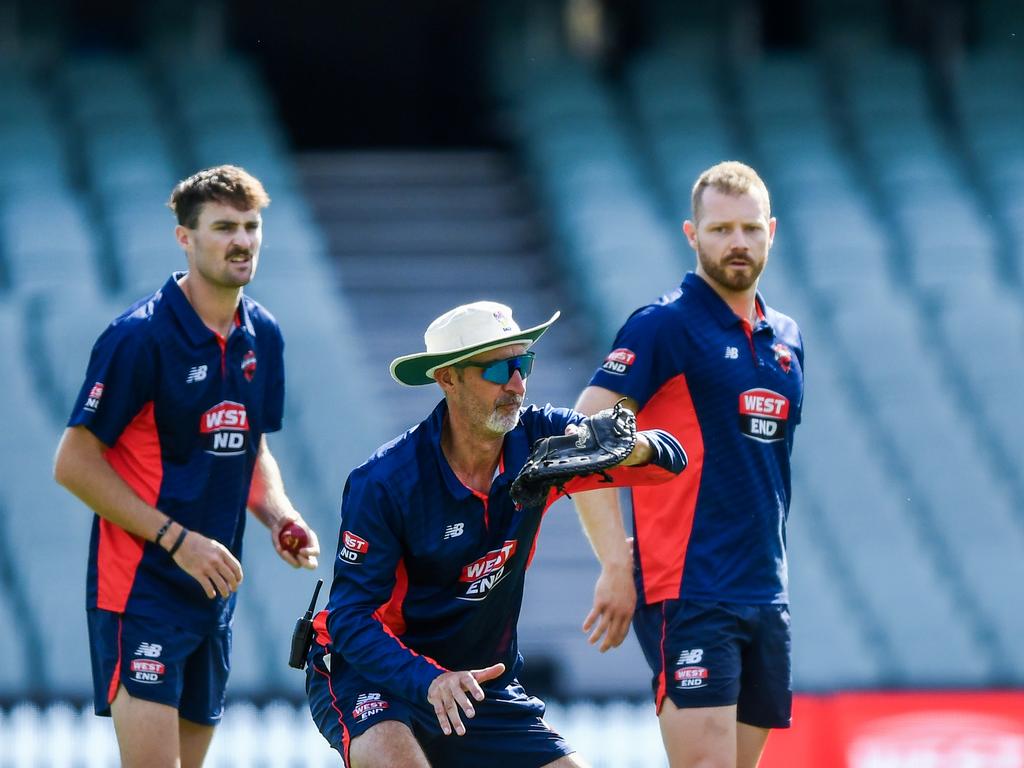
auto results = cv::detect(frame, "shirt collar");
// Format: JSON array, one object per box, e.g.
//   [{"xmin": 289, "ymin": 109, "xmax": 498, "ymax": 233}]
[
  {"xmin": 426, "ymin": 399, "xmax": 475, "ymax": 501},
  {"xmin": 683, "ymin": 271, "xmax": 768, "ymax": 331},
  {"xmin": 163, "ymin": 271, "xmax": 256, "ymax": 346},
  {"xmin": 425, "ymin": 398, "xmax": 522, "ymax": 501}
]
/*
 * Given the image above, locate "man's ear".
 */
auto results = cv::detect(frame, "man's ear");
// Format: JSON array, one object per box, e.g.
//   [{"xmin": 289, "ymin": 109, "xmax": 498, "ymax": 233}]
[
  {"xmin": 174, "ymin": 224, "xmax": 191, "ymax": 252},
  {"xmin": 682, "ymin": 220, "xmax": 698, "ymax": 250},
  {"xmin": 434, "ymin": 365, "xmax": 457, "ymax": 394}
]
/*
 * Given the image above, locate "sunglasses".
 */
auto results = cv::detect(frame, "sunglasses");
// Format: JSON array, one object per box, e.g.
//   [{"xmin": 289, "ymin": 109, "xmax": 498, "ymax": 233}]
[{"xmin": 454, "ymin": 351, "xmax": 535, "ymax": 384}]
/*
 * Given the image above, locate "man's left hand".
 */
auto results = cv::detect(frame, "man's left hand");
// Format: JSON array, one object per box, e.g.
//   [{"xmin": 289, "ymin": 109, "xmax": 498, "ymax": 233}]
[{"xmin": 271, "ymin": 516, "xmax": 320, "ymax": 570}]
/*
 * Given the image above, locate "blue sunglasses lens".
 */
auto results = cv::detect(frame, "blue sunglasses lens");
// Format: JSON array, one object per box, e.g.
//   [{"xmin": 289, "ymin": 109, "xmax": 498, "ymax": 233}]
[{"xmin": 481, "ymin": 353, "xmax": 534, "ymax": 384}]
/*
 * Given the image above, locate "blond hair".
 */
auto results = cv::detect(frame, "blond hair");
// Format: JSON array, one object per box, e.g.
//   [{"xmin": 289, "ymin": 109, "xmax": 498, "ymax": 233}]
[{"xmin": 691, "ymin": 161, "xmax": 771, "ymax": 222}]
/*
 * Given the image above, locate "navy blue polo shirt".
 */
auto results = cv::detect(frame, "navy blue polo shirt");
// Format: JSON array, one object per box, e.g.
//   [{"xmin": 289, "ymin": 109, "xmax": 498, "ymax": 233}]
[
  {"xmin": 589, "ymin": 272, "xmax": 804, "ymax": 606},
  {"xmin": 313, "ymin": 400, "xmax": 677, "ymax": 704},
  {"xmin": 68, "ymin": 272, "xmax": 285, "ymax": 630}
]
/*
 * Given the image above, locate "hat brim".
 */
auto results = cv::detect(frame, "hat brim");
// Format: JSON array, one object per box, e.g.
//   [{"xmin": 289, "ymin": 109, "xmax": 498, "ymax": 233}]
[{"xmin": 389, "ymin": 311, "xmax": 560, "ymax": 386}]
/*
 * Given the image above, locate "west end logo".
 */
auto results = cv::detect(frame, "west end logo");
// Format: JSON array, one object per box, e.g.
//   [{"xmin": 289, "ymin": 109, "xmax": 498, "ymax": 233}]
[
  {"xmin": 738, "ymin": 388, "xmax": 789, "ymax": 443},
  {"xmin": 457, "ymin": 540, "xmax": 517, "ymax": 601},
  {"xmin": 200, "ymin": 401, "xmax": 250, "ymax": 455}
]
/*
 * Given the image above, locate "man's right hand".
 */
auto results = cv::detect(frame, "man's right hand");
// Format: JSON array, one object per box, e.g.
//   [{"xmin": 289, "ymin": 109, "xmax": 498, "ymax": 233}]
[
  {"xmin": 426, "ymin": 663, "xmax": 506, "ymax": 736},
  {"xmin": 171, "ymin": 530, "xmax": 244, "ymax": 599},
  {"xmin": 583, "ymin": 542, "xmax": 636, "ymax": 652}
]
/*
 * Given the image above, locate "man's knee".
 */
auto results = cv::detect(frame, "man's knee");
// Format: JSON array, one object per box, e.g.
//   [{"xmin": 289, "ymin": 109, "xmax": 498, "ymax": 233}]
[
  {"xmin": 110, "ymin": 686, "xmax": 182, "ymax": 767},
  {"xmin": 349, "ymin": 720, "xmax": 430, "ymax": 768},
  {"xmin": 658, "ymin": 700, "xmax": 738, "ymax": 768}
]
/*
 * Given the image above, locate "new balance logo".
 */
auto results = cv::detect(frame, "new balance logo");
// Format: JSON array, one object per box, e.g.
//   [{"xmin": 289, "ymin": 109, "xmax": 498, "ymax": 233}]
[
  {"xmin": 724, "ymin": 347, "xmax": 739, "ymax": 360},
  {"xmin": 677, "ymin": 648, "xmax": 704, "ymax": 665},
  {"xmin": 186, "ymin": 365, "xmax": 208, "ymax": 383},
  {"xmin": 444, "ymin": 523, "xmax": 465, "ymax": 540},
  {"xmin": 135, "ymin": 642, "xmax": 163, "ymax": 658}
]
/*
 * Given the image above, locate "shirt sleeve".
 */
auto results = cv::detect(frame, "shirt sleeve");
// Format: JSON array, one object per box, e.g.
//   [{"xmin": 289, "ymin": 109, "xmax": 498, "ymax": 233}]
[
  {"xmin": 792, "ymin": 329, "xmax": 805, "ymax": 426},
  {"xmin": 588, "ymin": 306, "xmax": 679, "ymax": 409},
  {"xmin": 325, "ymin": 470, "xmax": 447, "ymax": 703},
  {"xmin": 67, "ymin": 321, "xmax": 155, "ymax": 447},
  {"xmin": 263, "ymin": 323, "xmax": 285, "ymax": 433}
]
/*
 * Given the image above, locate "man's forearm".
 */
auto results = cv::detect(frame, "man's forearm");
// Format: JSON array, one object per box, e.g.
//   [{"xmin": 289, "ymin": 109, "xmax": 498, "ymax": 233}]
[
  {"xmin": 247, "ymin": 438, "xmax": 298, "ymax": 528},
  {"xmin": 54, "ymin": 426, "xmax": 170, "ymax": 544},
  {"xmin": 573, "ymin": 487, "xmax": 631, "ymax": 568}
]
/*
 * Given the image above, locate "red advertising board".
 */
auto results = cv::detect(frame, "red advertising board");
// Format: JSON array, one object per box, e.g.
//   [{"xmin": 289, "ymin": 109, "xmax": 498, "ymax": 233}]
[{"xmin": 760, "ymin": 692, "xmax": 1024, "ymax": 768}]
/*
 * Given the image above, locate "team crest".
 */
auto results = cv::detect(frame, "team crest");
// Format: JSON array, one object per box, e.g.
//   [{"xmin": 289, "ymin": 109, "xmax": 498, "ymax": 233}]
[
  {"xmin": 241, "ymin": 350, "xmax": 257, "ymax": 381},
  {"xmin": 772, "ymin": 343, "xmax": 792, "ymax": 373}
]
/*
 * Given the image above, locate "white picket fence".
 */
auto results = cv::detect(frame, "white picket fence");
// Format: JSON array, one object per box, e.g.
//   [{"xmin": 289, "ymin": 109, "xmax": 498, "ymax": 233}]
[{"xmin": 0, "ymin": 701, "xmax": 669, "ymax": 767}]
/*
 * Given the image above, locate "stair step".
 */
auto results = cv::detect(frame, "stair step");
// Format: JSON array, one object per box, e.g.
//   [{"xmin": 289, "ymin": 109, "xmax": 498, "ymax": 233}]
[
  {"xmin": 298, "ymin": 151, "xmax": 509, "ymax": 186},
  {"xmin": 321, "ymin": 218, "xmax": 541, "ymax": 253},
  {"xmin": 340, "ymin": 253, "xmax": 551, "ymax": 290},
  {"xmin": 307, "ymin": 183, "xmax": 527, "ymax": 218},
  {"xmin": 298, "ymin": 148, "xmax": 600, "ymax": 438}
]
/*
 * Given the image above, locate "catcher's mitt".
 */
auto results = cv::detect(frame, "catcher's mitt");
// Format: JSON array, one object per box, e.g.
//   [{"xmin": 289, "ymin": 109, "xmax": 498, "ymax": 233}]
[{"xmin": 510, "ymin": 400, "xmax": 637, "ymax": 508}]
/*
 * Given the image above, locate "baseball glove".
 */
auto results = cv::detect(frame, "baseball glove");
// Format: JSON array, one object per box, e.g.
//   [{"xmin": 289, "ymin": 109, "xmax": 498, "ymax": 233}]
[{"xmin": 510, "ymin": 400, "xmax": 637, "ymax": 508}]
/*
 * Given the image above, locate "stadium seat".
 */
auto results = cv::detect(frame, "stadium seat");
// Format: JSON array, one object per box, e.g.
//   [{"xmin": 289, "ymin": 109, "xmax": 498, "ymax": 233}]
[
  {"xmin": 0, "ymin": 122, "xmax": 70, "ymax": 195},
  {"xmin": 0, "ymin": 300, "xmax": 93, "ymax": 696},
  {"xmin": 786, "ymin": 499, "xmax": 887, "ymax": 689},
  {"xmin": 61, "ymin": 55, "xmax": 162, "ymax": 124},
  {"xmin": 0, "ymin": 192, "xmax": 103, "ymax": 296}
]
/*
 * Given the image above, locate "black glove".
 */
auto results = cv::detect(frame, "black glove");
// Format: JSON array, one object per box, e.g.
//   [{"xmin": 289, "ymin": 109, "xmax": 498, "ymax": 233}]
[{"xmin": 510, "ymin": 400, "xmax": 637, "ymax": 508}]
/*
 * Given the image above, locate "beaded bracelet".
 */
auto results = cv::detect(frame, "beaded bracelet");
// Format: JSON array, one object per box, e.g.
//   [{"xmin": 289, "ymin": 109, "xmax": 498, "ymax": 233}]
[{"xmin": 154, "ymin": 517, "xmax": 173, "ymax": 546}]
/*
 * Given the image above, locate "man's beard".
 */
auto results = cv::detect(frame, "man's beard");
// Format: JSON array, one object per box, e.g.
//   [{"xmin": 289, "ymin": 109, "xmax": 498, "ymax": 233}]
[
  {"xmin": 697, "ymin": 245, "xmax": 764, "ymax": 291},
  {"xmin": 485, "ymin": 397, "xmax": 522, "ymax": 434}
]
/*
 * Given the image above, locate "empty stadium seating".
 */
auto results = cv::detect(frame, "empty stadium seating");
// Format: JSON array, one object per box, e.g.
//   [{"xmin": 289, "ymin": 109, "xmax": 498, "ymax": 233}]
[{"xmin": 2, "ymin": 20, "xmax": 1022, "ymax": 713}]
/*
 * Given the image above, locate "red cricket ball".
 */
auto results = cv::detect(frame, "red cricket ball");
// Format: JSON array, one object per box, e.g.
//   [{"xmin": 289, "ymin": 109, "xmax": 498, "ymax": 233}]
[{"xmin": 278, "ymin": 522, "xmax": 309, "ymax": 555}]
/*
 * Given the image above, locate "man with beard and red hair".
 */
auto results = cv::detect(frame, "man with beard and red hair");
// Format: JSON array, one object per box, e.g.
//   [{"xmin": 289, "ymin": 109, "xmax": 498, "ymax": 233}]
[{"xmin": 571, "ymin": 162, "xmax": 805, "ymax": 768}]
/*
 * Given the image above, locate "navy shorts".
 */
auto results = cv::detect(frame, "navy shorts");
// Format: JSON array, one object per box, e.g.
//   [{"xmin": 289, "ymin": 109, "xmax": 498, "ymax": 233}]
[
  {"xmin": 633, "ymin": 600, "xmax": 792, "ymax": 729},
  {"xmin": 87, "ymin": 608, "xmax": 231, "ymax": 726},
  {"xmin": 306, "ymin": 644, "xmax": 573, "ymax": 767}
]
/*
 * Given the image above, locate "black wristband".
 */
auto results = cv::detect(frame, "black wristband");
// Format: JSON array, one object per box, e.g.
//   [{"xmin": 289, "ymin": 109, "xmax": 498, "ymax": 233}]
[
  {"xmin": 154, "ymin": 517, "xmax": 173, "ymax": 546},
  {"xmin": 167, "ymin": 528, "xmax": 188, "ymax": 558}
]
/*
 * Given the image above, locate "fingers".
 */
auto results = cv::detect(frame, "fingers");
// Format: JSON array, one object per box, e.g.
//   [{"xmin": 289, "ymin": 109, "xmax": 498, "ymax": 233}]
[
  {"xmin": 445, "ymin": 692, "xmax": 468, "ymax": 735},
  {"xmin": 585, "ymin": 606, "xmax": 632, "ymax": 651},
  {"xmin": 276, "ymin": 545, "xmax": 301, "ymax": 568},
  {"xmin": 298, "ymin": 547, "xmax": 319, "ymax": 570},
  {"xmin": 428, "ymin": 664, "xmax": 506, "ymax": 736},
  {"xmin": 584, "ymin": 599, "xmax": 632, "ymax": 651},
  {"xmin": 300, "ymin": 528, "xmax": 321, "ymax": 570},
  {"xmin": 175, "ymin": 534, "xmax": 243, "ymax": 600},
  {"xmin": 225, "ymin": 549, "xmax": 243, "ymax": 584},
  {"xmin": 429, "ymin": 674, "xmax": 470, "ymax": 736},
  {"xmin": 207, "ymin": 551, "xmax": 243, "ymax": 599},
  {"xmin": 600, "ymin": 613, "xmax": 630, "ymax": 652},
  {"xmin": 272, "ymin": 519, "xmax": 320, "ymax": 570},
  {"xmin": 471, "ymin": 663, "xmax": 506, "ymax": 686}
]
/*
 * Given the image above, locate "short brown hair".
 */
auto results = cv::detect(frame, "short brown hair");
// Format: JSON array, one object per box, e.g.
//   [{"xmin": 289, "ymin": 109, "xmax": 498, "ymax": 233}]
[
  {"xmin": 691, "ymin": 161, "xmax": 770, "ymax": 223},
  {"xmin": 168, "ymin": 165, "xmax": 270, "ymax": 229}
]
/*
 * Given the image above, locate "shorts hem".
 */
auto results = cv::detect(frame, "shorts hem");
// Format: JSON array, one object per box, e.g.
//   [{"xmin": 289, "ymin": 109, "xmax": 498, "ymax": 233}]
[{"xmin": 737, "ymin": 714, "xmax": 791, "ymax": 730}]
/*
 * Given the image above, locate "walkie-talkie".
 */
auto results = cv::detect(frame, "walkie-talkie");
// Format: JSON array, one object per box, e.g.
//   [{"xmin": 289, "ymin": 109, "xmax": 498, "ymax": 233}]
[{"xmin": 288, "ymin": 578, "xmax": 324, "ymax": 670}]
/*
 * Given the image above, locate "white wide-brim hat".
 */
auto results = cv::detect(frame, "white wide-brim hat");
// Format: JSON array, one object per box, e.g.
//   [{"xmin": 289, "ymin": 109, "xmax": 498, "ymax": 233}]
[{"xmin": 390, "ymin": 301, "xmax": 560, "ymax": 386}]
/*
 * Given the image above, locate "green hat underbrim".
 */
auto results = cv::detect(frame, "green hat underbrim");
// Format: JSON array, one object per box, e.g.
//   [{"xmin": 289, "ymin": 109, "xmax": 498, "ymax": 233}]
[{"xmin": 389, "ymin": 311, "xmax": 559, "ymax": 386}]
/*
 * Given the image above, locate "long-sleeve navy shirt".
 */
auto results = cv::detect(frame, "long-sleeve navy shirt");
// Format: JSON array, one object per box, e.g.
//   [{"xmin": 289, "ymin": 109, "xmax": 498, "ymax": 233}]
[{"xmin": 313, "ymin": 400, "xmax": 684, "ymax": 704}]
